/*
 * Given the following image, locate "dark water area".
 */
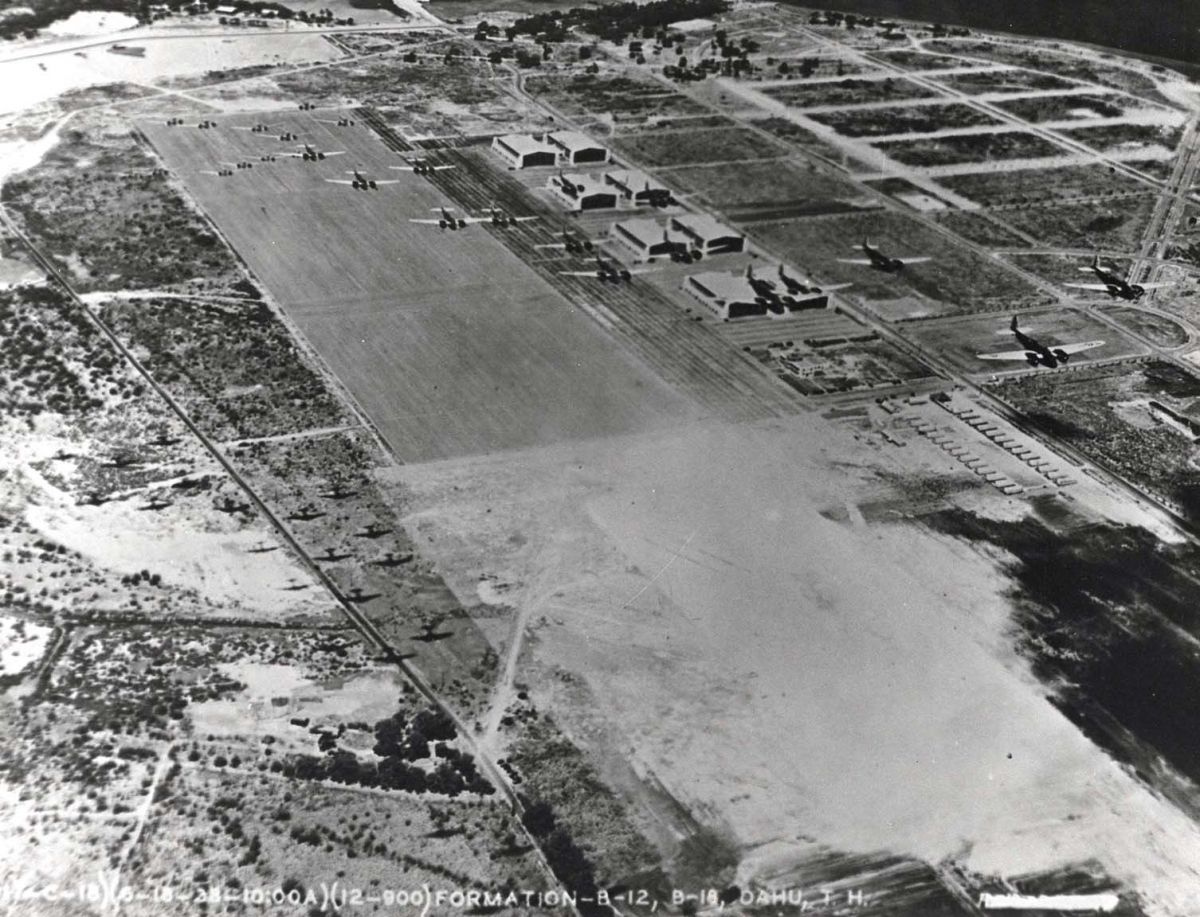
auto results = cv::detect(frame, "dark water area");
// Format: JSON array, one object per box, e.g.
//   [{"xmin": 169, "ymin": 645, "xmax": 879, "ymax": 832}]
[
  {"xmin": 789, "ymin": 0, "xmax": 1200, "ymax": 75},
  {"xmin": 923, "ymin": 509, "xmax": 1200, "ymax": 791}
]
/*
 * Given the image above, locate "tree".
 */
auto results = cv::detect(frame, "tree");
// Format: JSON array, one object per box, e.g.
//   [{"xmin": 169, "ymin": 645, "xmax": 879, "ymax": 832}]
[{"xmin": 778, "ymin": 61, "xmax": 790, "ymax": 75}]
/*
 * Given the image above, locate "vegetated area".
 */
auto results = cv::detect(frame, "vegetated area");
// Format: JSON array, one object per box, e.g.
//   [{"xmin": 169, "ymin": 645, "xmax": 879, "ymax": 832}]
[
  {"xmin": 907, "ymin": 308, "xmax": 1142, "ymax": 374},
  {"xmin": 807, "ymin": 101, "xmax": 1002, "ymax": 138},
  {"xmin": 875, "ymin": 131, "xmax": 1066, "ymax": 167},
  {"xmin": 1002, "ymin": 195, "xmax": 1158, "ymax": 250},
  {"xmin": 1058, "ymin": 122, "xmax": 1184, "ymax": 155},
  {"xmin": 1106, "ymin": 306, "xmax": 1189, "ymax": 348},
  {"xmin": 752, "ymin": 115, "xmax": 876, "ymax": 172},
  {"xmin": 96, "ymin": 296, "xmax": 350, "ymax": 442},
  {"xmin": 749, "ymin": 209, "xmax": 1051, "ymax": 317},
  {"xmin": 1003, "ymin": 251, "xmax": 1123, "ymax": 288},
  {"xmin": 610, "ymin": 126, "xmax": 789, "ymax": 168},
  {"xmin": 756, "ymin": 337, "xmax": 936, "ymax": 395},
  {"xmin": 996, "ymin": 361, "xmax": 1200, "ymax": 516},
  {"xmin": 934, "ymin": 211, "xmax": 1033, "ymax": 248},
  {"xmin": 761, "ymin": 76, "xmax": 937, "ymax": 108},
  {"xmin": 932, "ymin": 69, "xmax": 1080, "ymax": 95},
  {"xmin": 993, "ymin": 93, "xmax": 1130, "ymax": 122},
  {"xmin": 937, "ymin": 163, "xmax": 1154, "ymax": 207},
  {"xmin": 523, "ymin": 73, "xmax": 711, "ymax": 129},
  {"xmin": 868, "ymin": 49, "xmax": 971, "ymax": 71},
  {"xmin": 667, "ymin": 158, "xmax": 877, "ymax": 220},
  {"xmin": 1, "ymin": 125, "xmax": 242, "ymax": 295},
  {"xmin": 503, "ymin": 0, "xmax": 730, "ymax": 44},
  {"xmin": 922, "ymin": 39, "xmax": 1180, "ymax": 106},
  {"xmin": 1129, "ymin": 158, "xmax": 1176, "ymax": 181}
]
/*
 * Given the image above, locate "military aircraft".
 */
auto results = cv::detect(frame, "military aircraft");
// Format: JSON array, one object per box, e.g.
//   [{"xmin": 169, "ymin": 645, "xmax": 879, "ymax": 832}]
[
  {"xmin": 354, "ymin": 523, "xmax": 392, "ymax": 539},
  {"xmin": 778, "ymin": 265, "xmax": 850, "ymax": 295},
  {"xmin": 197, "ymin": 120, "xmax": 218, "ymax": 129},
  {"xmin": 78, "ymin": 492, "xmax": 111, "ymax": 506},
  {"xmin": 105, "ymin": 452, "xmax": 142, "ymax": 468},
  {"xmin": 299, "ymin": 102, "xmax": 317, "ymax": 111},
  {"xmin": 1063, "ymin": 255, "xmax": 1175, "ymax": 301},
  {"xmin": 287, "ymin": 505, "xmax": 327, "ymax": 522},
  {"xmin": 165, "ymin": 117, "xmax": 185, "ymax": 127},
  {"xmin": 279, "ymin": 132, "xmax": 300, "ymax": 142},
  {"xmin": 146, "ymin": 431, "xmax": 180, "ymax": 447},
  {"xmin": 837, "ymin": 238, "xmax": 931, "ymax": 273},
  {"xmin": 371, "ymin": 551, "xmax": 414, "ymax": 567},
  {"xmin": 976, "ymin": 316, "xmax": 1105, "ymax": 369},
  {"xmin": 346, "ymin": 587, "xmax": 382, "ymax": 603},
  {"xmin": 316, "ymin": 116, "xmax": 356, "ymax": 127},
  {"xmin": 559, "ymin": 253, "xmax": 655, "ymax": 283},
  {"xmin": 172, "ymin": 476, "xmax": 210, "ymax": 492},
  {"xmin": 413, "ymin": 618, "xmax": 453, "ymax": 643},
  {"xmin": 318, "ymin": 485, "xmax": 359, "ymax": 500},
  {"xmin": 235, "ymin": 123, "xmax": 273, "ymax": 134},
  {"xmin": 289, "ymin": 144, "xmax": 344, "ymax": 162},
  {"xmin": 200, "ymin": 168, "xmax": 235, "ymax": 178},
  {"xmin": 247, "ymin": 543, "xmax": 279, "ymax": 554},
  {"xmin": 535, "ymin": 230, "xmax": 593, "ymax": 253},
  {"xmin": 281, "ymin": 582, "xmax": 310, "ymax": 592},
  {"xmin": 315, "ymin": 547, "xmax": 353, "ymax": 563},
  {"xmin": 138, "ymin": 496, "xmax": 173, "ymax": 512},
  {"xmin": 221, "ymin": 160, "xmax": 255, "ymax": 171},
  {"xmin": 215, "ymin": 496, "xmax": 251, "ymax": 514},
  {"xmin": 326, "ymin": 169, "xmax": 398, "ymax": 190},
  {"xmin": 411, "ymin": 206, "xmax": 467, "ymax": 230},
  {"xmin": 391, "ymin": 155, "xmax": 455, "ymax": 175}
]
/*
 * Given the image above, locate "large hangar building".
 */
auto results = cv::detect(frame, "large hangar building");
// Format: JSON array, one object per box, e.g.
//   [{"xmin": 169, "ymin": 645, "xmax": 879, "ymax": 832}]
[
  {"xmin": 492, "ymin": 134, "xmax": 558, "ymax": 169},
  {"xmin": 611, "ymin": 218, "xmax": 685, "ymax": 261},
  {"xmin": 604, "ymin": 168, "xmax": 672, "ymax": 206},
  {"xmin": 669, "ymin": 213, "xmax": 745, "ymax": 255},
  {"xmin": 547, "ymin": 172, "xmax": 619, "ymax": 211},
  {"xmin": 546, "ymin": 131, "xmax": 610, "ymax": 165}
]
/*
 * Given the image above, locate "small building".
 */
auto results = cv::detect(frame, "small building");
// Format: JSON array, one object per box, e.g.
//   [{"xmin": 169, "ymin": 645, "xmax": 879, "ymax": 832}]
[
  {"xmin": 611, "ymin": 218, "xmax": 683, "ymax": 261},
  {"xmin": 670, "ymin": 213, "xmax": 745, "ymax": 255},
  {"xmin": 683, "ymin": 271, "xmax": 768, "ymax": 320},
  {"xmin": 547, "ymin": 172, "xmax": 618, "ymax": 211},
  {"xmin": 604, "ymin": 168, "xmax": 672, "ymax": 206},
  {"xmin": 491, "ymin": 134, "xmax": 558, "ymax": 169},
  {"xmin": 546, "ymin": 130, "xmax": 609, "ymax": 165}
]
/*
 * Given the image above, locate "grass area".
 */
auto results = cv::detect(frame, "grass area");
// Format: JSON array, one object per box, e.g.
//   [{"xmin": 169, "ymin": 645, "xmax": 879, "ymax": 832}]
[
  {"xmin": 1107, "ymin": 306, "xmax": 1189, "ymax": 347},
  {"xmin": 524, "ymin": 72, "xmax": 709, "ymax": 126},
  {"xmin": 2, "ymin": 131, "xmax": 241, "ymax": 295},
  {"xmin": 753, "ymin": 115, "xmax": 876, "ymax": 171},
  {"xmin": 934, "ymin": 211, "xmax": 1033, "ymax": 248},
  {"xmin": 748, "ymin": 209, "xmax": 1051, "ymax": 315},
  {"xmin": 1059, "ymin": 122, "xmax": 1184, "ymax": 154},
  {"xmin": 762, "ymin": 76, "xmax": 936, "ymax": 108},
  {"xmin": 997, "ymin": 361, "xmax": 1200, "ymax": 513},
  {"xmin": 1002, "ymin": 195, "xmax": 1158, "ymax": 250},
  {"xmin": 938, "ymin": 163, "xmax": 1152, "ymax": 207},
  {"xmin": 875, "ymin": 131, "xmax": 1066, "ymax": 167},
  {"xmin": 667, "ymin": 158, "xmax": 871, "ymax": 214},
  {"xmin": 934, "ymin": 69, "xmax": 1079, "ymax": 94},
  {"xmin": 809, "ymin": 102, "xmax": 1002, "ymax": 138},
  {"xmin": 868, "ymin": 49, "xmax": 970, "ymax": 71},
  {"xmin": 98, "ymin": 296, "xmax": 350, "ymax": 442},
  {"xmin": 611, "ymin": 126, "xmax": 789, "ymax": 167},
  {"xmin": 993, "ymin": 93, "xmax": 1128, "ymax": 122}
]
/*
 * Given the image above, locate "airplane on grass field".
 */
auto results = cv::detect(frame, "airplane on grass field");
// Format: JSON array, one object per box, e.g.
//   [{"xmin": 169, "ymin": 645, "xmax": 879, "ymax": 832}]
[
  {"xmin": 535, "ymin": 229, "xmax": 593, "ymax": 253},
  {"xmin": 316, "ymin": 116, "xmax": 356, "ymax": 127},
  {"xmin": 560, "ymin": 253, "xmax": 656, "ymax": 283},
  {"xmin": 838, "ymin": 238, "xmax": 932, "ymax": 273},
  {"xmin": 289, "ymin": 144, "xmax": 344, "ymax": 162},
  {"xmin": 1064, "ymin": 255, "xmax": 1174, "ymax": 301},
  {"xmin": 200, "ymin": 167, "xmax": 235, "ymax": 178},
  {"xmin": 325, "ymin": 169, "xmax": 399, "ymax": 190},
  {"xmin": 410, "ymin": 206, "xmax": 536, "ymax": 230},
  {"xmin": 977, "ymin": 316, "xmax": 1104, "ymax": 369}
]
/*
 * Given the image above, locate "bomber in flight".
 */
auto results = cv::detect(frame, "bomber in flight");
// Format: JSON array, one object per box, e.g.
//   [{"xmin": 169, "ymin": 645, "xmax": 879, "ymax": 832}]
[
  {"xmin": 838, "ymin": 238, "xmax": 932, "ymax": 273},
  {"xmin": 977, "ymin": 316, "xmax": 1104, "ymax": 369},
  {"xmin": 1063, "ymin": 255, "xmax": 1174, "ymax": 301}
]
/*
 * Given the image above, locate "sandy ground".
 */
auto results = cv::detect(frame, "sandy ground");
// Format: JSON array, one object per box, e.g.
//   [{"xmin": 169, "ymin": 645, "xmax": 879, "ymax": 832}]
[
  {"xmin": 388, "ymin": 413, "xmax": 1200, "ymax": 914},
  {"xmin": 0, "ymin": 615, "xmax": 53, "ymax": 676}
]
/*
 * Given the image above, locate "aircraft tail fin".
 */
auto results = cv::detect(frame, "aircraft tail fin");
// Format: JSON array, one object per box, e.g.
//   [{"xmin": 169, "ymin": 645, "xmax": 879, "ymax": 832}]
[{"xmin": 1011, "ymin": 316, "xmax": 1019, "ymax": 332}]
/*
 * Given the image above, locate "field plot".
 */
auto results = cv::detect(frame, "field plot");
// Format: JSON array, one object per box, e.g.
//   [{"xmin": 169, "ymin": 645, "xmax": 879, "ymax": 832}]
[
  {"xmin": 868, "ymin": 49, "xmax": 978, "ymax": 71},
  {"xmin": 667, "ymin": 159, "xmax": 878, "ymax": 221},
  {"xmin": 610, "ymin": 126, "xmax": 790, "ymax": 168},
  {"xmin": 935, "ymin": 211, "xmax": 1033, "ymax": 248},
  {"xmin": 141, "ymin": 112, "xmax": 695, "ymax": 462},
  {"xmin": 1107, "ymin": 306, "xmax": 1190, "ymax": 348},
  {"xmin": 523, "ymin": 72, "xmax": 711, "ymax": 130},
  {"xmin": 908, "ymin": 308, "xmax": 1144, "ymax": 374},
  {"xmin": 1002, "ymin": 196, "xmax": 1158, "ymax": 250},
  {"xmin": 753, "ymin": 115, "xmax": 877, "ymax": 172},
  {"xmin": 932, "ymin": 69, "xmax": 1080, "ymax": 95},
  {"xmin": 1059, "ymin": 122, "xmax": 1185, "ymax": 155},
  {"xmin": 1004, "ymin": 252, "xmax": 1130, "ymax": 290},
  {"xmin": 864, "ymin": 177, "xmax": 953, "ymax": 211},
  {"xmin": 747, "ymin": 210, "xmax": 1051, "ymax": 318},
  {"xmin": 993, "ymin": 93, "xmax": 1129, "ymax": 122},
  {"xmin": 938, "ymin": 163, "xmax": 1154, "ymax": 207},
  {"xmin": 876, "ymin": 131, "xmax": 1066, "ymax": 167},
  {"xmin": 761, "ymin": 77, "xmax": 937, "ymax": 109},
  {"xmin": 808, "ymin": 102, "xmax": 1003, "ymax": 138}
]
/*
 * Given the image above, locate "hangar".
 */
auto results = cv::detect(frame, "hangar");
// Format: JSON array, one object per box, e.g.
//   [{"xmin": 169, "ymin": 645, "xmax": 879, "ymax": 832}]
[
  {"xmin": 546, "ymin": 131, "xmax": 610, "ymax": 165},
  {"xmin": 611, "ymin": 218, "xmax": 685, "ymax": 261},
  {"xmin": 492, "ymin": 134, "xmax": 558, "ymax": 169},
  {"xmin": 547, "ymin": 172, "xmax": 618, "ymax": 211},
  {"xmin": 684, "ymin": 271, "xmax": 768, "ymax": 320},
  {"xmin": 604, "ymin": 169, "xmax": 673, "ymax": 206},
  {"xmin": 670, "ymin": 213, "xmax": 745, "ymax": 255}
]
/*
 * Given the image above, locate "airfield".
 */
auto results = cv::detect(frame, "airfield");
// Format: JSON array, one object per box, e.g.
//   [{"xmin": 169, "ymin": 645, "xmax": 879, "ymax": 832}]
[{"xmin": 9, "ymin": 2, "xmax": 1200, "ymax": 916}]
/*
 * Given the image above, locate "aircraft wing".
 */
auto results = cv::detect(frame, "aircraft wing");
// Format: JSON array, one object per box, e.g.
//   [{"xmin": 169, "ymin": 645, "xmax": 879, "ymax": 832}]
[
  {"xmin": 324, "ymin": 151, "xmax": 346, "ymax": 156},
  {"xmin": 1062, "ymin": 282, "xmax": 1112, "ymax": 291},
  {"xmin": 899, "ymin": 256, "xmax": 933, "ymax": 264},
  {"xmin": 324, "ymin": 179, "xmax": 354, "ymax": 185},
  {"xmin": 1137, "ymin": 282, "xmax": 1175, "ymax": 290},
  {"xmin": 511, "ymin": 216, "xmax": 538, "ymax": 222},
  {"xmin": 558, "ymin": 270, "xmax": 600, "ymax": 276},
  {"xmin": 409, "ymin": 218, "xmax": 443, "ymax": 225},
  {"xmin": 836, "ymin": 258, "xmax": 875, "ymax": 265},
  {"xmin": 817, "ymin": 282, "xmax": 853, "ymax": 292},
  {"xmin": 373, "ymin": 180, "xmax": 400, "ymax": 185},
  {"xmin": 1055, "ymin": 340, "xmax": 1105, "ymax": 355},
  {"xmin": 976, "ymin": 349, "xmax": 1037, "ymax": 362}
]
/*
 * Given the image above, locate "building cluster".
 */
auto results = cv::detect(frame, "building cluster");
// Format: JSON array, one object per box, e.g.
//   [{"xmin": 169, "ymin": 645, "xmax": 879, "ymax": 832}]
[{"xmin": 492, "ymin": 131, "xmax": 609, "ymax": 170}]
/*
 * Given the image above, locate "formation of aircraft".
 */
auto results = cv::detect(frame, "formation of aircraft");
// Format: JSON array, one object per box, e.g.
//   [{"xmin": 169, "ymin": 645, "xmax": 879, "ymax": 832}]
[
  {"xmin": 291, "ymin": 144, "xmax": 344, "ymax": 162},
  {"xmin": 559, "ymin": 253, "xmax": 654, "ymax": 283},
  {"xmin": 977, "ymin": 316, "xmax": 1104, "ymax": 369},
  {"xmin": 325, "ymin": 169, "xmax": 398, "ymax": 190},
  {"xmin": 409, "ymin": 205, "xmax": 534, "ymax": 229},
  {"xmin": 837, "ymin": 238, "xmax": 932, "ymax": 273},
  {"xmin": 1063, "ymin": 255, "xmax": 1174, "ymax": 301}
]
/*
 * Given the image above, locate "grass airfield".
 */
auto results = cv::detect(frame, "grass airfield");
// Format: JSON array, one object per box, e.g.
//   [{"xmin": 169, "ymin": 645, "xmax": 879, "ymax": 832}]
[{"xmin": 141, "ymin": 110, "xmax": 696, "ymax": 462}]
